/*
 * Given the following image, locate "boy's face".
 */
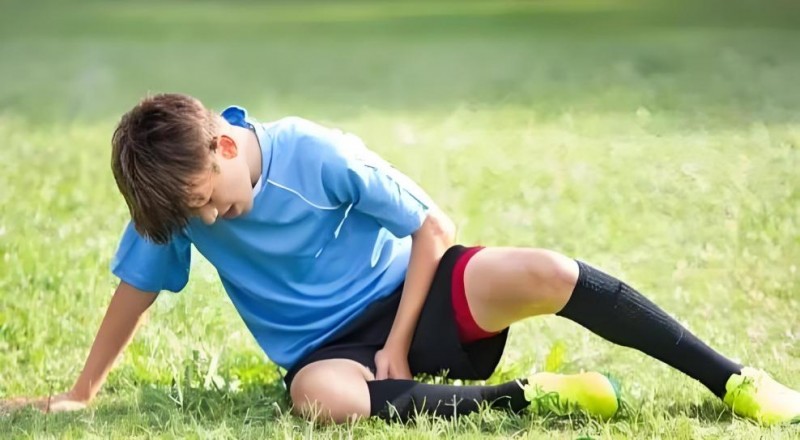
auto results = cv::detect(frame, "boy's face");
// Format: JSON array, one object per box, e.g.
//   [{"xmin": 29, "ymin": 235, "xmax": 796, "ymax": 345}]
[{"xmin": 187, "ymin": 135, "xmax": 254, "ymax": 225}]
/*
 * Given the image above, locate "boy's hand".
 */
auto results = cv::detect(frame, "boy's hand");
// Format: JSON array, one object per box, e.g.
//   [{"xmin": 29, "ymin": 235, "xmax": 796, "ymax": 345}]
[
  {"xmin": 374, "ymin": 346, "xmax": 412, "ymax": 380},
  {"xmin": 37, "ymin": 392, "xmax": 89, "ymax": 413},
  {"xmin": 1, "ymin": 391, "xmax": 87, "ymax": 414},
  {"xmin": 1, "ymin": 282, "xmax": 155, "ymax": 418},
  {"xmin": 377, "ymin": 210, "xmax": 454, "ymax": 382}
]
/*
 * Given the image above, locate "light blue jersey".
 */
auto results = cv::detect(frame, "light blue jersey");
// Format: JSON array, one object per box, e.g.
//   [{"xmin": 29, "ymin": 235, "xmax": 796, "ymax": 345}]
[{"xmin": 111, "ymin": 107, "xmax": 431, "ymax": 369}]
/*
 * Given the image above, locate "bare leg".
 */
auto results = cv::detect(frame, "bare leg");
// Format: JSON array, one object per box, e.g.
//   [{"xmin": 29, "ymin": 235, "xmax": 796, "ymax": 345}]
[
  {"xmin": 464, "ymin": 247, "xmax": 578, "ymax": 332},
  {"xmin": 290, "ymin": 359, "xmax": 374, "ymax": 423},
  {"xmin": 462, "ymin": 246, "xmax": 741, "ymax": 398}
]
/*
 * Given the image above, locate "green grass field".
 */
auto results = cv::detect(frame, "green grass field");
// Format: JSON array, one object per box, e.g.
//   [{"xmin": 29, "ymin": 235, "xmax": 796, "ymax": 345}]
[{"xmin": 1, "ymin": 0, "xmax": 799, "ymax": 438}]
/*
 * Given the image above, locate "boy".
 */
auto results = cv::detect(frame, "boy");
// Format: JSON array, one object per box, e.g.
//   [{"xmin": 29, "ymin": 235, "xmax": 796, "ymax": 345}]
[{"xmin": 4, "ymin": 93, "xmax": 799, "ymax": 425}]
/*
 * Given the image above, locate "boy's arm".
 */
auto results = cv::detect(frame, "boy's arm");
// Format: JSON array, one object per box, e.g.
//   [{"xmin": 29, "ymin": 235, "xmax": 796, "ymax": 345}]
[
  {"xmin": 375, "ymin": 208, "xmax": 456, "ymax": 380},
  {"xmin": 68, "ymin": 281, "xmax": 157, "ymax": 404},
  {"xmin": 3, "ymin": 281, "xmax": 157, "ymax": 413}
]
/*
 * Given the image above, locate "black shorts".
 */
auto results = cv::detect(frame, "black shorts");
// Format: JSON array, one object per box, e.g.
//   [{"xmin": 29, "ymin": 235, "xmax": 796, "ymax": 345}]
[{"xmin": 283, "ymin": 245, "xmax": 509, "ymax": 390}]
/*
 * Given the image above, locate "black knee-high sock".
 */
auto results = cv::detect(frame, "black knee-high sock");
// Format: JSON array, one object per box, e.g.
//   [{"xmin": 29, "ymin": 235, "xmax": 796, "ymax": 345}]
[
  {"xmin": 367, "ymin": 379, "xmax": 529, "ymax": 421},
  {"xmin": 556, "ymin": 261, "xmax": 741, "ymax": 398}
]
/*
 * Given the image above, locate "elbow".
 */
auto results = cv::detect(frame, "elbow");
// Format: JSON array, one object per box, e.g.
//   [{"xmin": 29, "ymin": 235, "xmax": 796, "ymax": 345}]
[
  {"xmin": 440, "ymin": 214, "xmax": 457, "ymax": 244},
  {"xmin": 426, "ymin": 209, "xmax": 457, "ymax": 246}
]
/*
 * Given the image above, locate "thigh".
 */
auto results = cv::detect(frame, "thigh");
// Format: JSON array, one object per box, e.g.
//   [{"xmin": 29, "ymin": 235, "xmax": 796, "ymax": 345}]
[
  {"xmin": 407, "ymin": 245, "xmax": 509, "ymax": 381},
  {"xmin": 463, "ymin": 247, "xmax": 579, "ymax": 332},
  {"xmin": 290, "ymin": 358, "xmax": 375, "ymax": 423}
]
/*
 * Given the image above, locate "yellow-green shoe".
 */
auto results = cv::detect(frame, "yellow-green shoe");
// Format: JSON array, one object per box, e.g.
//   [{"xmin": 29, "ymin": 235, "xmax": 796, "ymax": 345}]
[
  {"xmin": 523, "ymin": 371, "xmax": 620, "ymax": 420},
  {"xmin": 723, "ymin": 367, "xmax": 800, "ymax": 426}
]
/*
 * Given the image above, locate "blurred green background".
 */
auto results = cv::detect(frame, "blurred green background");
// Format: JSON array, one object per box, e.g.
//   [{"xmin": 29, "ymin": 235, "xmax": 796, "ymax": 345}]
[{"xmin": 1, "ymin": 1, "xmax": 799, "ymax": 438}]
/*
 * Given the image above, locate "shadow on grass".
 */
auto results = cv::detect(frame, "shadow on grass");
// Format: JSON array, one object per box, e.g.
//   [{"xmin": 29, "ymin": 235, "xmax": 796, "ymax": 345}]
[
  {"xmin": 2, "ymin": 391, "xmax": 745, "ymax": 438},
  {"xmin": 0, "ymin": 381, "xmax": 293, "ymax": 436},
  {"xmin": 132, "ymin": 381, "xmax": 290, "ymax": 420},
  {"xmin": 664, "ymin": 398, "xmax": 733, "ymax": 424}
]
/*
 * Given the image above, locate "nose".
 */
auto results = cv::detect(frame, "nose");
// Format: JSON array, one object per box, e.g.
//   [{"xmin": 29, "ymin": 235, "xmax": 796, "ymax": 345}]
[{"xmin": 198, "ymin": 205, "xmax": 219, "ymax": 225}]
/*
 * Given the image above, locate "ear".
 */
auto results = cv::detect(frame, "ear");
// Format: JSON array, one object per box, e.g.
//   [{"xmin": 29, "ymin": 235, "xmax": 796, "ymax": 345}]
[{"xmin": 216, "ymin": 135, "xmax": 239, "ymax": 159}]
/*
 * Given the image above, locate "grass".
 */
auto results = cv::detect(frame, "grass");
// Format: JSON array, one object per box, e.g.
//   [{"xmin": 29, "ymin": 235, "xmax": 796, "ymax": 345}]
[{"xmin": 1, "ymin": 0, "xmax": 799, "ymax": 438}]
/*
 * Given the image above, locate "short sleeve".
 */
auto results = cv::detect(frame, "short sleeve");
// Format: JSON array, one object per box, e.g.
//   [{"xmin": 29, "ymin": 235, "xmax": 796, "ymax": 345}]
[
  {"xmin": 319, "ymin": 129, "xmax": 432, "ymax": 238},
  {"xmin": 110, "ymin": 221, "xmax": 192, "ymax": 293}
]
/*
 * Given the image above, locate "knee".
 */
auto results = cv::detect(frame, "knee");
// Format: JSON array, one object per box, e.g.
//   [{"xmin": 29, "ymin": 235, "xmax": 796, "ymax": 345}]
[
  {"xmin": 290, "ymin": 368, "xmax": 370, "ymax": 424},
  {"xmin": 521, "ymin": 249, "xmax": 579, "ymax": 311},
  {"xmin": 291, "ymin": 378, "xmax": 350, "ymax": 424}
]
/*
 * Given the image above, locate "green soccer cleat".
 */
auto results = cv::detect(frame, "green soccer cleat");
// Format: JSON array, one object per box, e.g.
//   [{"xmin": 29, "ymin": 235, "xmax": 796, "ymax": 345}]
[
  {"xmin": 523, "ymin": 371, "xmax": 620, "ymax": 420},
  {"xmin": 723, "ymin": 367, "xmax": 800, "ymax": 426}
]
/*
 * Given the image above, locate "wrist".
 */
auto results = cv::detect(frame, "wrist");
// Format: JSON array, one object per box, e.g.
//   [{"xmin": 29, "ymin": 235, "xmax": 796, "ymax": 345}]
[
  {"xmin": 67, "ymin": 387, "xmax": 93, "ymax": 404},
  {"xmin": 385, "ymin": 317, "xmax": 415, "ymax": 352},
  {"xmin": 384, "ymin": 336, "xmax": 411, "ymax": 353}
]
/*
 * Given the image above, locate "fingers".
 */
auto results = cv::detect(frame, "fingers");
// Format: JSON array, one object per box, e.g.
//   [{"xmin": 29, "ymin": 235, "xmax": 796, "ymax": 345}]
[
  {"xmin": 0, "ymin": 397, "xmax": 37, "ymax": 414},
  {"xmin": 394, "ymin": 365, "xmax": 412, "ymax": 380},
  {"xmin": 374, "ymin": 354, "xmax": 388, "ymax": 381},
  {"xmin": 378, "ymin": 363, "xmax": 411, "ymax": 380},
  {"xmin": 46, "ymin": 399, "xmax": 87, "ymax": 413},
  {"xmin": 0, "ymin": 399, "xmax": 16, "ymax": 415},
  {"xmin": 375, "ymin": 362, "xmax": 388, "ymax": 381},
  {"xmin": 0, "ymin": 395, "xmax": 87, "ymax": 415}
]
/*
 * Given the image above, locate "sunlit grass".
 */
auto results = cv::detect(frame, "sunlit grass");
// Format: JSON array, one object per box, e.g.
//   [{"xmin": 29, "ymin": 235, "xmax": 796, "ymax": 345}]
[{"xmin": 1, "ymin": 1, "xmax": 799, "ymax": 438}]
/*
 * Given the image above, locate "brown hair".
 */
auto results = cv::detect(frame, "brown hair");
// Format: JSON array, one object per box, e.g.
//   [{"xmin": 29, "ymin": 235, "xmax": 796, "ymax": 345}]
[{"xmin": 111, "ymin": 93, "xmax": 219, "ymax": 244}]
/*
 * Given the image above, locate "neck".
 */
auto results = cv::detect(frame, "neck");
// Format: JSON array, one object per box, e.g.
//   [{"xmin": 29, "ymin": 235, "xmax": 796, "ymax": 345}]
[{"xmin": 232, "ymin": 125, "xmax": 263, "ymax": 187}]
